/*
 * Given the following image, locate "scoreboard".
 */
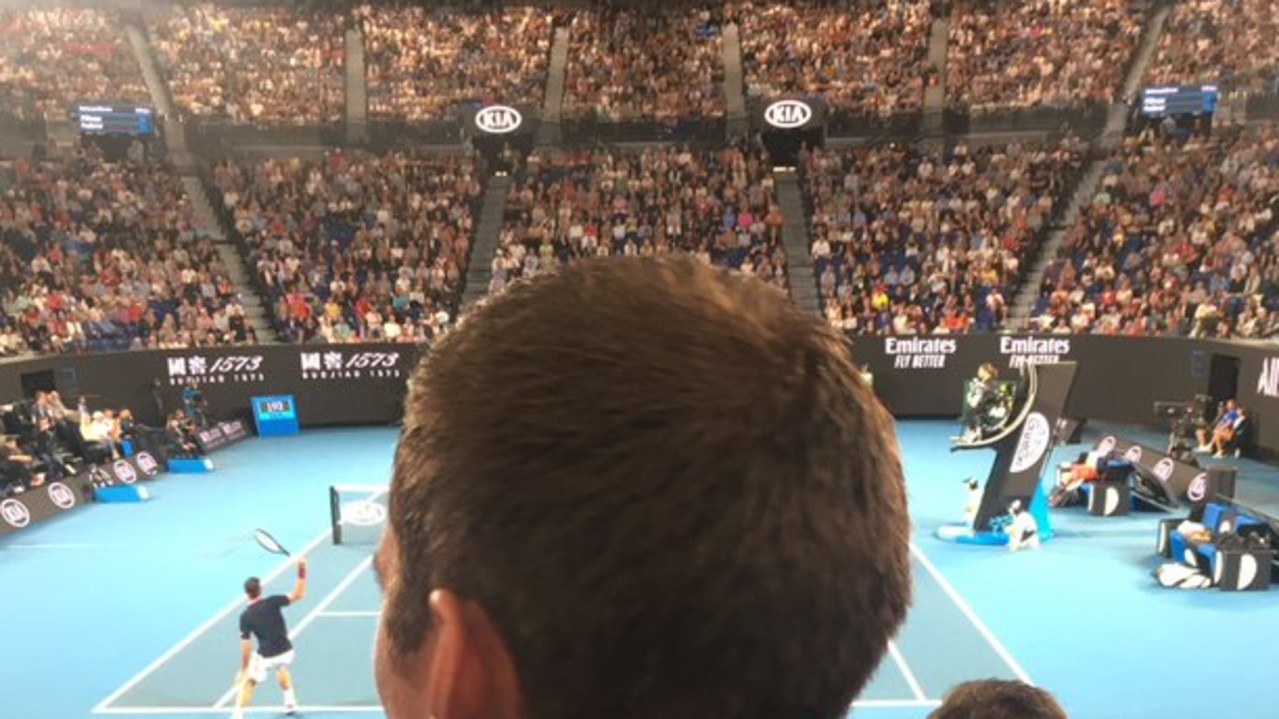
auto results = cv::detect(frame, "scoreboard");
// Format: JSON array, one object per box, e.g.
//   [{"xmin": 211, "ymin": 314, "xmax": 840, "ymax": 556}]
[
  {"xmin": 74, "ymin": 103, "xmax": 157, "ymax": 135},
  {"xmin": 1140, "ymin": 85, "xmax": 1219, "ymax": 117}
]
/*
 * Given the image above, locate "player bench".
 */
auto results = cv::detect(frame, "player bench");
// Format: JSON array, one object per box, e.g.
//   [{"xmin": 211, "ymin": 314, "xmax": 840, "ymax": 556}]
[{"xmin": 1156, "ymin": 500, "xmax": 1279, "ymax": 591}]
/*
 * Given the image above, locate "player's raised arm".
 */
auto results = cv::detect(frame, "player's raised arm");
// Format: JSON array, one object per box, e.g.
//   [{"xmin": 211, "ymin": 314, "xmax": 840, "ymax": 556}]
[{"xmin": 288, "ymin": 558, "xmax": 307, "ymax": 603}]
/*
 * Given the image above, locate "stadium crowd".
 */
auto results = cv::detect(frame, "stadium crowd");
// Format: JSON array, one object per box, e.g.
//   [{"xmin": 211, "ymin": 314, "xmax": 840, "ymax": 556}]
[
  {"xmin": 359, "ymin": 3, "xmax": 554, "ymax": 121},
  {"xmin": 946, "ymin": 0, "xmax": 1145, "ymax": 111},
  {"xmin": 1033, "ymin": 124, "xmax": 1279, "ymax": 339},
  {"xmin": 492, "ymin": 142, "xmax": 787, "ymax": 295},
  {"xmin": 0, "ymin": 8, "xmax": 149, "ymax": 122},
  {"xmin": 563, "ymin": 5, "xmax": 726, "ymax": 121},
  {"xmin": 736, "ymin": 0, "xmax": 934, "ymax": 117},
  {"xmin": 0, "ymin": 146, "xmax": 251, "ymax": 354},
  {"xmin": 802, "ymin": 138, "xmax": 1088, "ymax": 334},
  {"xmin": 1145, "ymin": 0, "xmax": 1279, "ymax": 95},
  {"xmin": 212, "ymin": 150, "xmax": 482, "ymax": 344},
  {"xmin": 148, "ymin": 4, "xmax": 345, "ymax": 124}
]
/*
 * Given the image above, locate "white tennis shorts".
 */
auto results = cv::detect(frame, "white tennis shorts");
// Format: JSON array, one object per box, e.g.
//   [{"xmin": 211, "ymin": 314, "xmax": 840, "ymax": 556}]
[{"xmin": 247, "ymin": 650, "xmax": 295, "ymax": 684}]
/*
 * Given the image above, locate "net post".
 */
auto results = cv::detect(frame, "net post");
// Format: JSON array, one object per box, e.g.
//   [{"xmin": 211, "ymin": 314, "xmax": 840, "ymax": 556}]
[{"xmin": 330, "ymin": 485, "xmax": 342, "ymax": 545}]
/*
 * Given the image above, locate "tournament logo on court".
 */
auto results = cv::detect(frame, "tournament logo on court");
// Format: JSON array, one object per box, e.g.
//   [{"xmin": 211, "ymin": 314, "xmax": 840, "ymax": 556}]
[
  {"xmin": 47, "ymin": 482, "xmax": 76, "ymax": 510},
  {"xmin": 1010, "ymin": 412, "xmax": 1052, "ymax": 473},
  {"xmin": 1187, "ymin": 473, "xmax": 1208, "ymax": 502},
  {"xmin": 135, "ymin": 452, "xmax": 160, "ymax": 477},
  {"xmin": 0, "ymin": 498, "xmax": 31, "ymax": 528},
  {"xmin": 341, "ymin": 500, "xmax": 387, "ymax": 527},
  {"xmin": 1153, "ymin": 458, "xmax": 1176, "ymax": 482},
  {"xmin": 113, "ymin": 459, "xmax": 138, "ymax": 484}
]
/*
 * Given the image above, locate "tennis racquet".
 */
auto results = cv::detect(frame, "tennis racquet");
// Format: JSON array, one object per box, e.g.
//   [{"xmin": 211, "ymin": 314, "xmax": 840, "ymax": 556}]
[{"xmin": 253, "ymin": 528, "xmax": 291, "ymax": 557}]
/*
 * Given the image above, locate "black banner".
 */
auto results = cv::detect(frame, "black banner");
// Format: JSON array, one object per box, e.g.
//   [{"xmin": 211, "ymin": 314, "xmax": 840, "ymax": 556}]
[
  {"xmin": 90, "ymin": 451, "xmax": 166, "ymax": 488},
  {"xmin": 195, "ymin": 419, "xmax": 251, "ymax": 453},
  {"xmin": 0, "ymin": 474, "xmax": 96, "ymax": 538}
]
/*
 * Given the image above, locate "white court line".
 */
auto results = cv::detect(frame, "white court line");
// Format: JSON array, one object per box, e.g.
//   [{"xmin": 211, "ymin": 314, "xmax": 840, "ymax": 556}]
[
  {"xmin": 852, "ymin": 699, "xmax": 942, "ymax": 708},
  {"xmin": 213, "ymin": 556, "xmax": 375, "ymax": 709},
  {"xmin": 317, "ymin": 610, "xmax": 381, "ymax": 618},
  {"xmin": 92, "ymin": 527, "xmax": 334, "ymax": 714},
  {"xmin": 3, "ymin": 542, "xmax": 109, "ymax": 550},
  {"xmin": 885, "ymin": 640, "xmax": 928, "ymax": 702},
  {"xmin": 909, "ymin": 542, "xmax": 1034, "ymax": 685},
  {"xmin": 97, "ymin": 700, "xmax": 944, "ymax": 715},
  {"xmin": 93, "ymin": 705, "xmax": 383, "ymax": 715}
]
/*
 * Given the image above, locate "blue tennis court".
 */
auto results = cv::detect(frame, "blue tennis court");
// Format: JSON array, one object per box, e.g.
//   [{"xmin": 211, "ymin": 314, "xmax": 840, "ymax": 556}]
[{"xmin": 3, "ymin": 422, "xmax": 1278, "ymax": 719}]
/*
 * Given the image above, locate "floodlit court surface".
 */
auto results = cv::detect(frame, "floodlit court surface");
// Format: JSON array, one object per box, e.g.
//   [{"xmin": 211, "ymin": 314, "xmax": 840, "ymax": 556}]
[{"xmin": 4, "ymin": 422, "xmax": 1279, "ymax": 719}]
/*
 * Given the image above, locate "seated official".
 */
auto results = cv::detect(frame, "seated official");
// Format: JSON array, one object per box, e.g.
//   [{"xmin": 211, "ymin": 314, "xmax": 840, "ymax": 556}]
[
  {"xmin": 1196, "ymin": 398, "xmax": 1239, "ymax": 453},
  {"xmin": 166, "ymin": 411, "xmax": 203, "ymax": 458},
  {"xmin": 0, "ymin": 435, "xmax": 41, "ymax": 497},
  {"xmin": 80, "ymin": 410, "xmax": 120, "ymax": 461},
  {"xmin": 957, "ymin": 362, "xmax": 1006, "ymax": 442},
  {"xmin": 1209, "ymin": 405, "xmax": 1249, "ymax": 458}
]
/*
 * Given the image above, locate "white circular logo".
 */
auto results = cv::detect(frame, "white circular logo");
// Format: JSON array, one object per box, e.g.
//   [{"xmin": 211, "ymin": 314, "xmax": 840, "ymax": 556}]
[
  {"xmin": 1010, "ymin": 412, "xmax": 1052, "ymax": 473},
  {"xmin": 475, "ymin": 105, "xmax": 523, "ymax": 134},
  {"xmin": 113, "ymin": 459, "xmax": 138, "ymax": 485},
  {"xmin": 341, "ymin": 501, "xmax": 387, "ymax": 527},
  {"xmin": 764, "ymin": 100, "xmax": 813, "ymax": 129},
  {"xmin": 1098, "ymin": 436, "xmax": 1116, "ymax": 454},
  {"xmin": 136, "ymin": 452, "xmax": 159, "ymax": 476},
  {"xmin": 1187, "ymin": 473, "xmax": 1208, "ymax": 502},
  {"xmin": 1153, "ymin": 458, "xmax": 1176, "ymax": 482},
  {"xmin": 1124, "ymin": 446, "xmax": 1143, "ymax": 463},
  {"xmin": 0, "ymin": 498, "xmax": 31, "ymax": 528},
  {"xmin": 47, "ymin": 482, "xmax": 76, "ymax": 510}
]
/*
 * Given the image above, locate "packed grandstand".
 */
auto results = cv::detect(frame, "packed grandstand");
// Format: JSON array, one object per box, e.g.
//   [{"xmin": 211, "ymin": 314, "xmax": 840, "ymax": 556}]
[{"xmin": 1, "ymin": 0, "xmax": 1278, "ymax": 358}]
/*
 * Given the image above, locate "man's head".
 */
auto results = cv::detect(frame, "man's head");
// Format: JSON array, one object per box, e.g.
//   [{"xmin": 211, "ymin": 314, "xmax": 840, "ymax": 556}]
[
  {"xmin": 928, "ymin": 679, "xmax": 1068, "ymax": 719},
  {"xmin": 375, "ymin": 256, "xmax": 911, "ymax": 719},
  {"xmin": 244, "ymin": 577, "xmax": 261, "ymax": 600}
]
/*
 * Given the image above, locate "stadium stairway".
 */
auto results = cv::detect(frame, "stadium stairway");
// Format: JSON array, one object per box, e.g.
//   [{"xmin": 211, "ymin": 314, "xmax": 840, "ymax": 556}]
[
  {"xmin": 179, "ymin": 176, "xmax": 277, "ymax": 343},
  {"xmin": 774, "ymin": 169, "xmax": 821, "ymax": 317},
  {"xmin": 461, "ymin": 174, "xmax": 513, "ymax": 312},
  {"xmin": 1007, "ymin": 160, "xmax": 1107, "ymax": 329},
  {"xmin": 345, "ymin": 27, "xmax": 369, "ymax": 144},
  {"xmin": 536, "ymin": 27, "xmax": 570, "ymax": 147},
  {"xmin": 123, "ymin": 22, "xmax": 193, "ymax": 168},
  {"xmin": 923, "ymin": 8, "xmax": 950, "ymax": 136},
  {"xmin": 722, "ymin": 22, "xmax": 748, "ymax": 137},
  {"xmin": 1102, "ymin": 1, "xmax": 1173, "ymax": 147}
]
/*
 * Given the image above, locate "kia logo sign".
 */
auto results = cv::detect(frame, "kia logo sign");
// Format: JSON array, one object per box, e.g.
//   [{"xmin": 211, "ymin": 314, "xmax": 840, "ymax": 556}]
[
  {"xmin": 764, "ymin": 100, "xmax": 812, "ymax": 129},
  {"xmin": 475, "ymin": 105, "xmax": 522, "ymax": 134},
  {"xmin": 1, "ymin": 498, "xmax": 30, "ymax": 528}
]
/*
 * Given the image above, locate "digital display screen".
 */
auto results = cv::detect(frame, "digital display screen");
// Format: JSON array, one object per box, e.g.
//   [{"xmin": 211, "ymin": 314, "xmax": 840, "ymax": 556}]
[
  {"xmin": 1140, "ymin": 85, "xmax": 1219, "ymax": 117},
  {"xmin": 75, "ymin": 103, "xmax": 156, "ymax": 135},
  {"xmin": 254, "ymin": 395, "xmax": 296, "ymax": 421}
]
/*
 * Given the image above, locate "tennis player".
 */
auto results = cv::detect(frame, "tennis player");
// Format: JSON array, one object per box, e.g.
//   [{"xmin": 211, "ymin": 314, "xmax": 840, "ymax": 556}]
[{"xmin": 232, "ymin": 558, "xmax": 307, "ymax": 718}]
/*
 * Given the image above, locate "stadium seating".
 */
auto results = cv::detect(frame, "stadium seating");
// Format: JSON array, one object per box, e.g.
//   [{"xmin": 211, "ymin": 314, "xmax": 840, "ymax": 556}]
[
  {"xmin": 494, "ymin": 144, "xmax": 787, "ymax": 295},
  {"xmin": 212, "ymin": 151, "xmax": 482, "ymax": 343}
]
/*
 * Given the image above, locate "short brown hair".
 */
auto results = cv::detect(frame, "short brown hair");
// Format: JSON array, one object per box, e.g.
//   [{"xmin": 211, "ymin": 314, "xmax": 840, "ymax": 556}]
[
  {"xmin": 929, "ymin": 680, "xmax": 1068, "ymax": 719},
  {"xmin": 386, "ymin": 257, "xmax": 911, "ymax": 719}
]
